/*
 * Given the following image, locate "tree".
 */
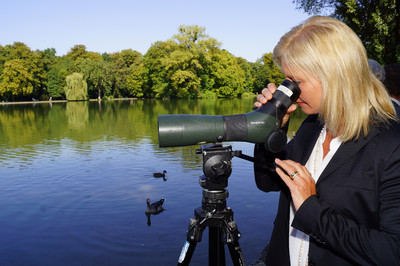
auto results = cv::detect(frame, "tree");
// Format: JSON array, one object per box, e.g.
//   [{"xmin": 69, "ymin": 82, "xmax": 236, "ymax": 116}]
[
  {"xmin": 41, "ymin": 48, "xmax": 57, "ymax": 67},
  {"xmin": 80, "ymin": 59, "xmax": 113, "ymax": 99},
  {"xmin": 111, "ymin": 49, "xmax": 142, "ymax": 68},
  {"xmin": 109, "ymin": 49, "xmax": 143, "ymax": 97},
  {"xmin": 261, "ymin": 53, "xmax": 286, "ymax": 85},
  {"xmin": 0, "ymin": 43, "xmax": 47, "ymax": 100},
  {"xmin": 162, "ymin": 49, "xmax": 201, "ymax": 98},
  {"xmin": 236, "ymin": 57, "xmax": 255, "ymax": 93},
  {"xmin": 47, "ymin": 67, "xmax": 64, "ymax": 98},
  {"xmin": 0, "ymin": 59, "xmax": 34, "ymax": 100},
  {"xmin": 293, "ymin": 0, "xmax": 400, "ymax": 64},
  {"xmin": 46, "ymin": 57, "xmax": 74, "ymax": 99},
  {"xmin": 165, "ymin": 25, "xmax": 222, "ymax": 98},
  {"xmin": 209, "ymin": 49, "xmax": 246, "ymax": 97},
  {"xmin": 66, "ymin": 45, "xmax": 89, "ymax": 61},
  {"xmin": 143, "ymin": 40, "xmax": 178, "ymax": 98},
  {"xmin": 66, "ymin": 45, "xmax": 102, "ymax": 73},
  {"xmin": 64, "ymin": 72, "xmax": 88, "ymax": 101},
  {"xmin": 126, "ymin": 62, "xmax": 148, "ymax": 97},
  {"xmin": 252, "ymin": 53, "xmax": 285, "ymax": 93}
]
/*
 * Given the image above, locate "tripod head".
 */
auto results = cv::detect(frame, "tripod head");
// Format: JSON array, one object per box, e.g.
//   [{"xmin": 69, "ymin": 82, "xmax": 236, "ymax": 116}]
[{"xmin": 196, "ymin": 143, "xmax": 241, "ymax": 191}]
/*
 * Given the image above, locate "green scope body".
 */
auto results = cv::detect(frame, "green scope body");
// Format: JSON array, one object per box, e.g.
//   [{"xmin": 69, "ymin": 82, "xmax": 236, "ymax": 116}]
[{"xmin": 158, "ymin": 80, "xmax": 300, "ymax": 147}]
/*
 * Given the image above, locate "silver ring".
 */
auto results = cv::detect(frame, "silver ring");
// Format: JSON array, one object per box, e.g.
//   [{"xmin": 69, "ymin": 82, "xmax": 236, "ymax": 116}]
[{"xmin": 290, "ymin": 171, "xmax": 299, "ymax": 180}]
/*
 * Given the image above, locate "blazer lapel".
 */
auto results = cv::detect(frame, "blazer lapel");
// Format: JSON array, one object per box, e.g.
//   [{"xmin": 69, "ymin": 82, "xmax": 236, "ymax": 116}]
[
  {"xmin": 291, "ymin": 115, "xmax": 323, "ymax": 164},
  {"xmin": 317, "ymin": 127, "xmax": 380, "ymax": 184}
]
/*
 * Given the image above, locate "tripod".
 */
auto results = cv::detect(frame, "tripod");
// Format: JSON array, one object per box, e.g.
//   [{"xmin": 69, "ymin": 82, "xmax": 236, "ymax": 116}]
[{"xmin": 177, "ymin": 144, "xmax": 246, "ymax": 266}]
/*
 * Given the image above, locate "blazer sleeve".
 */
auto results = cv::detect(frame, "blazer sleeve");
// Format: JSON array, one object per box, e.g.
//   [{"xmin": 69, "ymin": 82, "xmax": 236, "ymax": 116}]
[
  {"xmin": 292, "ymin": 130, "xmax": 400, "ymax": 265},
  {"xmin": 253, "ymin": 142, "xmax": 286, "ymax": 192},
  {"xmin": 253, "ymin": 115, "xmax": 319, "ymax": 193}
]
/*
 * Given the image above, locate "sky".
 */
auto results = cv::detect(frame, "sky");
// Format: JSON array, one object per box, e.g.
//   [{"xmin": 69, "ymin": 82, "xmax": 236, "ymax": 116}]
[{"xmin": 0, "ymin": 0, "xmax": 310, "ymax": 62}]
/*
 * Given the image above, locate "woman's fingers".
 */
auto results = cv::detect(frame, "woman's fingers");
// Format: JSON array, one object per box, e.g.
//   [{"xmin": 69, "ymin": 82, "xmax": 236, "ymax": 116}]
[
  {"xmin": 275, "ymin": 159, "xmax": 306, "ymax": 179},
  {"xmin": 253, "ymin": 83, "xmax": 278, "ymax": 108},
  {"xmin": 275, "ymin": 158, "xmax": 317, "ymax": 210}
]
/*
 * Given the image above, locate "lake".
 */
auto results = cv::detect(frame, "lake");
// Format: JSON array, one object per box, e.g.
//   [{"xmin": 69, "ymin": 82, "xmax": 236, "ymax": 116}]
[{"xmin": 0, "ymin": 99, "xmax": 306, "ymax": 266}]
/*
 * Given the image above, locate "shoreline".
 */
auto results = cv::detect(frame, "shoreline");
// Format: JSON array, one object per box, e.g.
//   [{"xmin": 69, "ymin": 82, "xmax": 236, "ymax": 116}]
[{"xmin": 0, "ymin": 98, "xmax": 138, "ymax": 105}]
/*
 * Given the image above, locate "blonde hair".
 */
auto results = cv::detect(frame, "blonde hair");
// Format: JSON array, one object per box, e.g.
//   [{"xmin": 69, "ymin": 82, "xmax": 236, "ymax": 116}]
[{"xmin": 273, "ymin": 16, "xmax": 396, "ymax": 141}]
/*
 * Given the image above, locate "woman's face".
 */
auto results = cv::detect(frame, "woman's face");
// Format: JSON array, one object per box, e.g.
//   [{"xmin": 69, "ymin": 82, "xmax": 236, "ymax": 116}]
[{"xmin": 282, "ymin": 63, "xmax": 323, "ymax": 115}]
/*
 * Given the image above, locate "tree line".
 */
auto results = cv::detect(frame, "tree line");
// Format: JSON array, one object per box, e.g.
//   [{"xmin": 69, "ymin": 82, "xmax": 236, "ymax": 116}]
[
  {"xmin": 0, "ymin": 26, "xmax": 284, "ymax": 101},
  {"xmin": 1, "ymin": 0, "xmax": 398, "ymax": 102}
]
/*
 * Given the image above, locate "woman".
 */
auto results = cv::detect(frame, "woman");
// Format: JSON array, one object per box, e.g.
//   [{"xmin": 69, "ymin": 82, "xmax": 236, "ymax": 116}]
[{"xmin": 253, "ymin": 16, "xmax": 400, "ymax": 265}]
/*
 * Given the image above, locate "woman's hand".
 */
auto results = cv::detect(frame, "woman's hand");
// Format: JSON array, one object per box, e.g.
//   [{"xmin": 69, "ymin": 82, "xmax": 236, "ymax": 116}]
[
  {"xmin": 253, "ymin": 83, "xmax": 297, "ymax": 127},
  {"xmin": 275, "ymin": 158, "xmax": 316, "ymax": 210}
]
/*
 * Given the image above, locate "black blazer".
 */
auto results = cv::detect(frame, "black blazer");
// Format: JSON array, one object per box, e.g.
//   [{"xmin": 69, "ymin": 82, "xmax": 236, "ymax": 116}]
[{"xmin": 254, "ymin": 115, "xmax": 400, "ymax": 265}]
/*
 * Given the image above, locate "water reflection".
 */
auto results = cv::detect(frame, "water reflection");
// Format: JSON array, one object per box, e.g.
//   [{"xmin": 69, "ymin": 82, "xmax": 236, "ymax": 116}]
[
  {"xmin": 66, "ymin": 101, "xmax": 89, "ymax": 129},
  {"xmin": 0, "ymin": 99, "xmax": 306, "ymax": 265},
  {"xmin": 0, "ymin": 99, "xmax": 305, "ymax": 164}
]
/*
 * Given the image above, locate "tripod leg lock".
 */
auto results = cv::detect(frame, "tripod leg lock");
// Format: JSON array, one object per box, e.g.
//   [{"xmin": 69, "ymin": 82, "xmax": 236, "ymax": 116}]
[
  {"xmin": 224, "ymin": 220, "xmax": 241, "ymax": 244},
  {"xmin": 187, "ymin": 218, "xmax": 204, "ymax": 242}
]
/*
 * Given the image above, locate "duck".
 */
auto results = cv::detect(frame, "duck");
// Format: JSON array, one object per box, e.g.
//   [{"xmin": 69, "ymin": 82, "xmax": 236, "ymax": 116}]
[
  {"xmin": 145, "ymin": 198, "xmax": 166, "ymax": 215},
  {"xmin": 153, "ymin": 170, "xmax": 167, "ymax": 178}
]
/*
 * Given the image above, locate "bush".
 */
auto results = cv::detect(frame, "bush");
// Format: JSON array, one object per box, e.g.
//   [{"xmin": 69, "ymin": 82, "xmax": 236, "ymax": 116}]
[
  {"xmin": 240, "ymin": 92, "xmax": 257, "ymax": 98},
  {"xmin": 200, "ymin": 90, "xmax": 217, "ymax": 99}
]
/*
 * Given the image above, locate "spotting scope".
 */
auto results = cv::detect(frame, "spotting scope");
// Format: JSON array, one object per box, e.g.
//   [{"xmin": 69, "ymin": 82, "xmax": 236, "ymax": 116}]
[{"xmin": 158, "ymin": 80, "xmax": 300, "ymax": 152}]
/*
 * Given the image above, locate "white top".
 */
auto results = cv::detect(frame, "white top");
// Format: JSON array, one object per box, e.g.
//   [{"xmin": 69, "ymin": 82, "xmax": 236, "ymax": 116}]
[{"xmin": 289, "ymin": 125, "xmax": 342, "ymax": 266}]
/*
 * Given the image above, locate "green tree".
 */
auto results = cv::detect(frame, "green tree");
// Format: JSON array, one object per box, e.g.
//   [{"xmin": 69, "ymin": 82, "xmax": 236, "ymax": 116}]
[
  {"xmin": 0, "ymin": 43, "xmax": 47, "ymax": 100},
  {"xmin": 141, "ymin": 25, "xmax": 256, "ymax": 99},
  {"xmin": 252, "ymin": 53, "xmax": 285, "ymax": 93},
  {"xmin": 66, "ymin": 45, "xmax": 102, "ymax": 73},
  {"xmin": 126, "ymin": 62, "xmax": 148, "ymax": 97},
  {"xmin": 293, "ymin": 0, "xmax": 400, "ymax": 64},
  {"xmin": 47, "ymin": 67, "xmax": 64, "ymax": 98},
  {"xmin": 141, "ymin": 25, "xmax": 228, "ymax": 99},
  {"xmin": 143, "ymin": 40, "xmax": 178, "ymax": 98},
  {"xmin": 252, "ymin": 60, "xmax": 268, "ymax": 93},
  {"xmin": 261, "ymin": 53, "xmax": 285, "ymax": 85},
  {"xmin": 66, "ymin": 45, "xmax": 89, "ymax": 61},
  {"xmin": 173, "ymin": 25, "xmax": 222, "ymax": 98},
  {"xmin": 46, "ymin": 57, "xmax": 74, "ymax": 99},
  {"xmin": 162, "ymin": 49, "xmax": 201, "ymax": 98},
  {"xmin": 29, "ymin": 50, "xmax": 48, "ymax": 99},
  {"xmin": 209, "ymin": 49, "xmax": 245, "ymax": 97},
  {"xmin": 80, "ymin": 59, "xmax": 113, "ymax": 99},
  {"xmin": 110, "ymin": 49, "xmax": 143, "ymax": 97},
  {"xmin": 236, "ymin": 57, "xmax": 255, "ymax": 94},
  {"xmin": 41, "ymin": 48, "xmax": 57, "ymax": 68},
  {"xmin": 0, "ymin": 59, "xmax": 34, "ymax": 100},
  {"xmin": 112, "ymin": 49, "xmax": 142, "ymax": 68},
  {"xmin": 64, "ymin": 72, "xmax": 88, "ymax": 101}
]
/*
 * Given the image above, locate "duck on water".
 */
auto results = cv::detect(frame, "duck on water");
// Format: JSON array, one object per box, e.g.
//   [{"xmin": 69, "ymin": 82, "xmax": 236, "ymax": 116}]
[{"xmin": 145, "ymin": 198, "xmax": 166, "ymax": 226}]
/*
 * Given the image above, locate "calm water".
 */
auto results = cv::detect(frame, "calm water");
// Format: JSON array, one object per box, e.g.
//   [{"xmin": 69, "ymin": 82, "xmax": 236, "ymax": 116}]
[{"xmin": 0, "ymin": 99, "xmax": 305, "ymax": 266}]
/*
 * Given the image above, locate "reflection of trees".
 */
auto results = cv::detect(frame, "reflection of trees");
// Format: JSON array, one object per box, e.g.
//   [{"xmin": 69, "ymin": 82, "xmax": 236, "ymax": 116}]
[
  {"xmin": 0, "ymin": 99, "xmax": 307, "ymax": 169},
  {"xmin": 0, "ymin": 104, "xmax": 55, "ymax": 146},
  {"xmin": 155, "ymin": 145, "xmax": 203, "ymax": 173},
  {"xmin": 66, "ymin": 101, "xmax": 89, "ymax": 129}
]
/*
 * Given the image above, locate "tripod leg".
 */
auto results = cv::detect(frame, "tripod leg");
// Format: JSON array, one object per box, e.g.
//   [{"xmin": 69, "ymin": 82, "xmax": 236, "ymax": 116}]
[
  {"xmin": 224, "ymin": 216, "xmax": 246, "ymax": 266},
  {"xmin": 227, "ymin": 239, "xmax": 246, "ymax": 266},
  {"xmin": 209, "ymin": 227, "xmax": 226, "ymax": 266},
  {"xmin": 178, "ymin": 240, "xmax": 197, "ymax": 266}
]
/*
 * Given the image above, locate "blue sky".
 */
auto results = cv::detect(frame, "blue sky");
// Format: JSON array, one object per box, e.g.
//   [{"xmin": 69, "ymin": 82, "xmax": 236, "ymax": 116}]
[{"xmin": 0, "ymin": 0, "xmax": 309, "ymax": 62}]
